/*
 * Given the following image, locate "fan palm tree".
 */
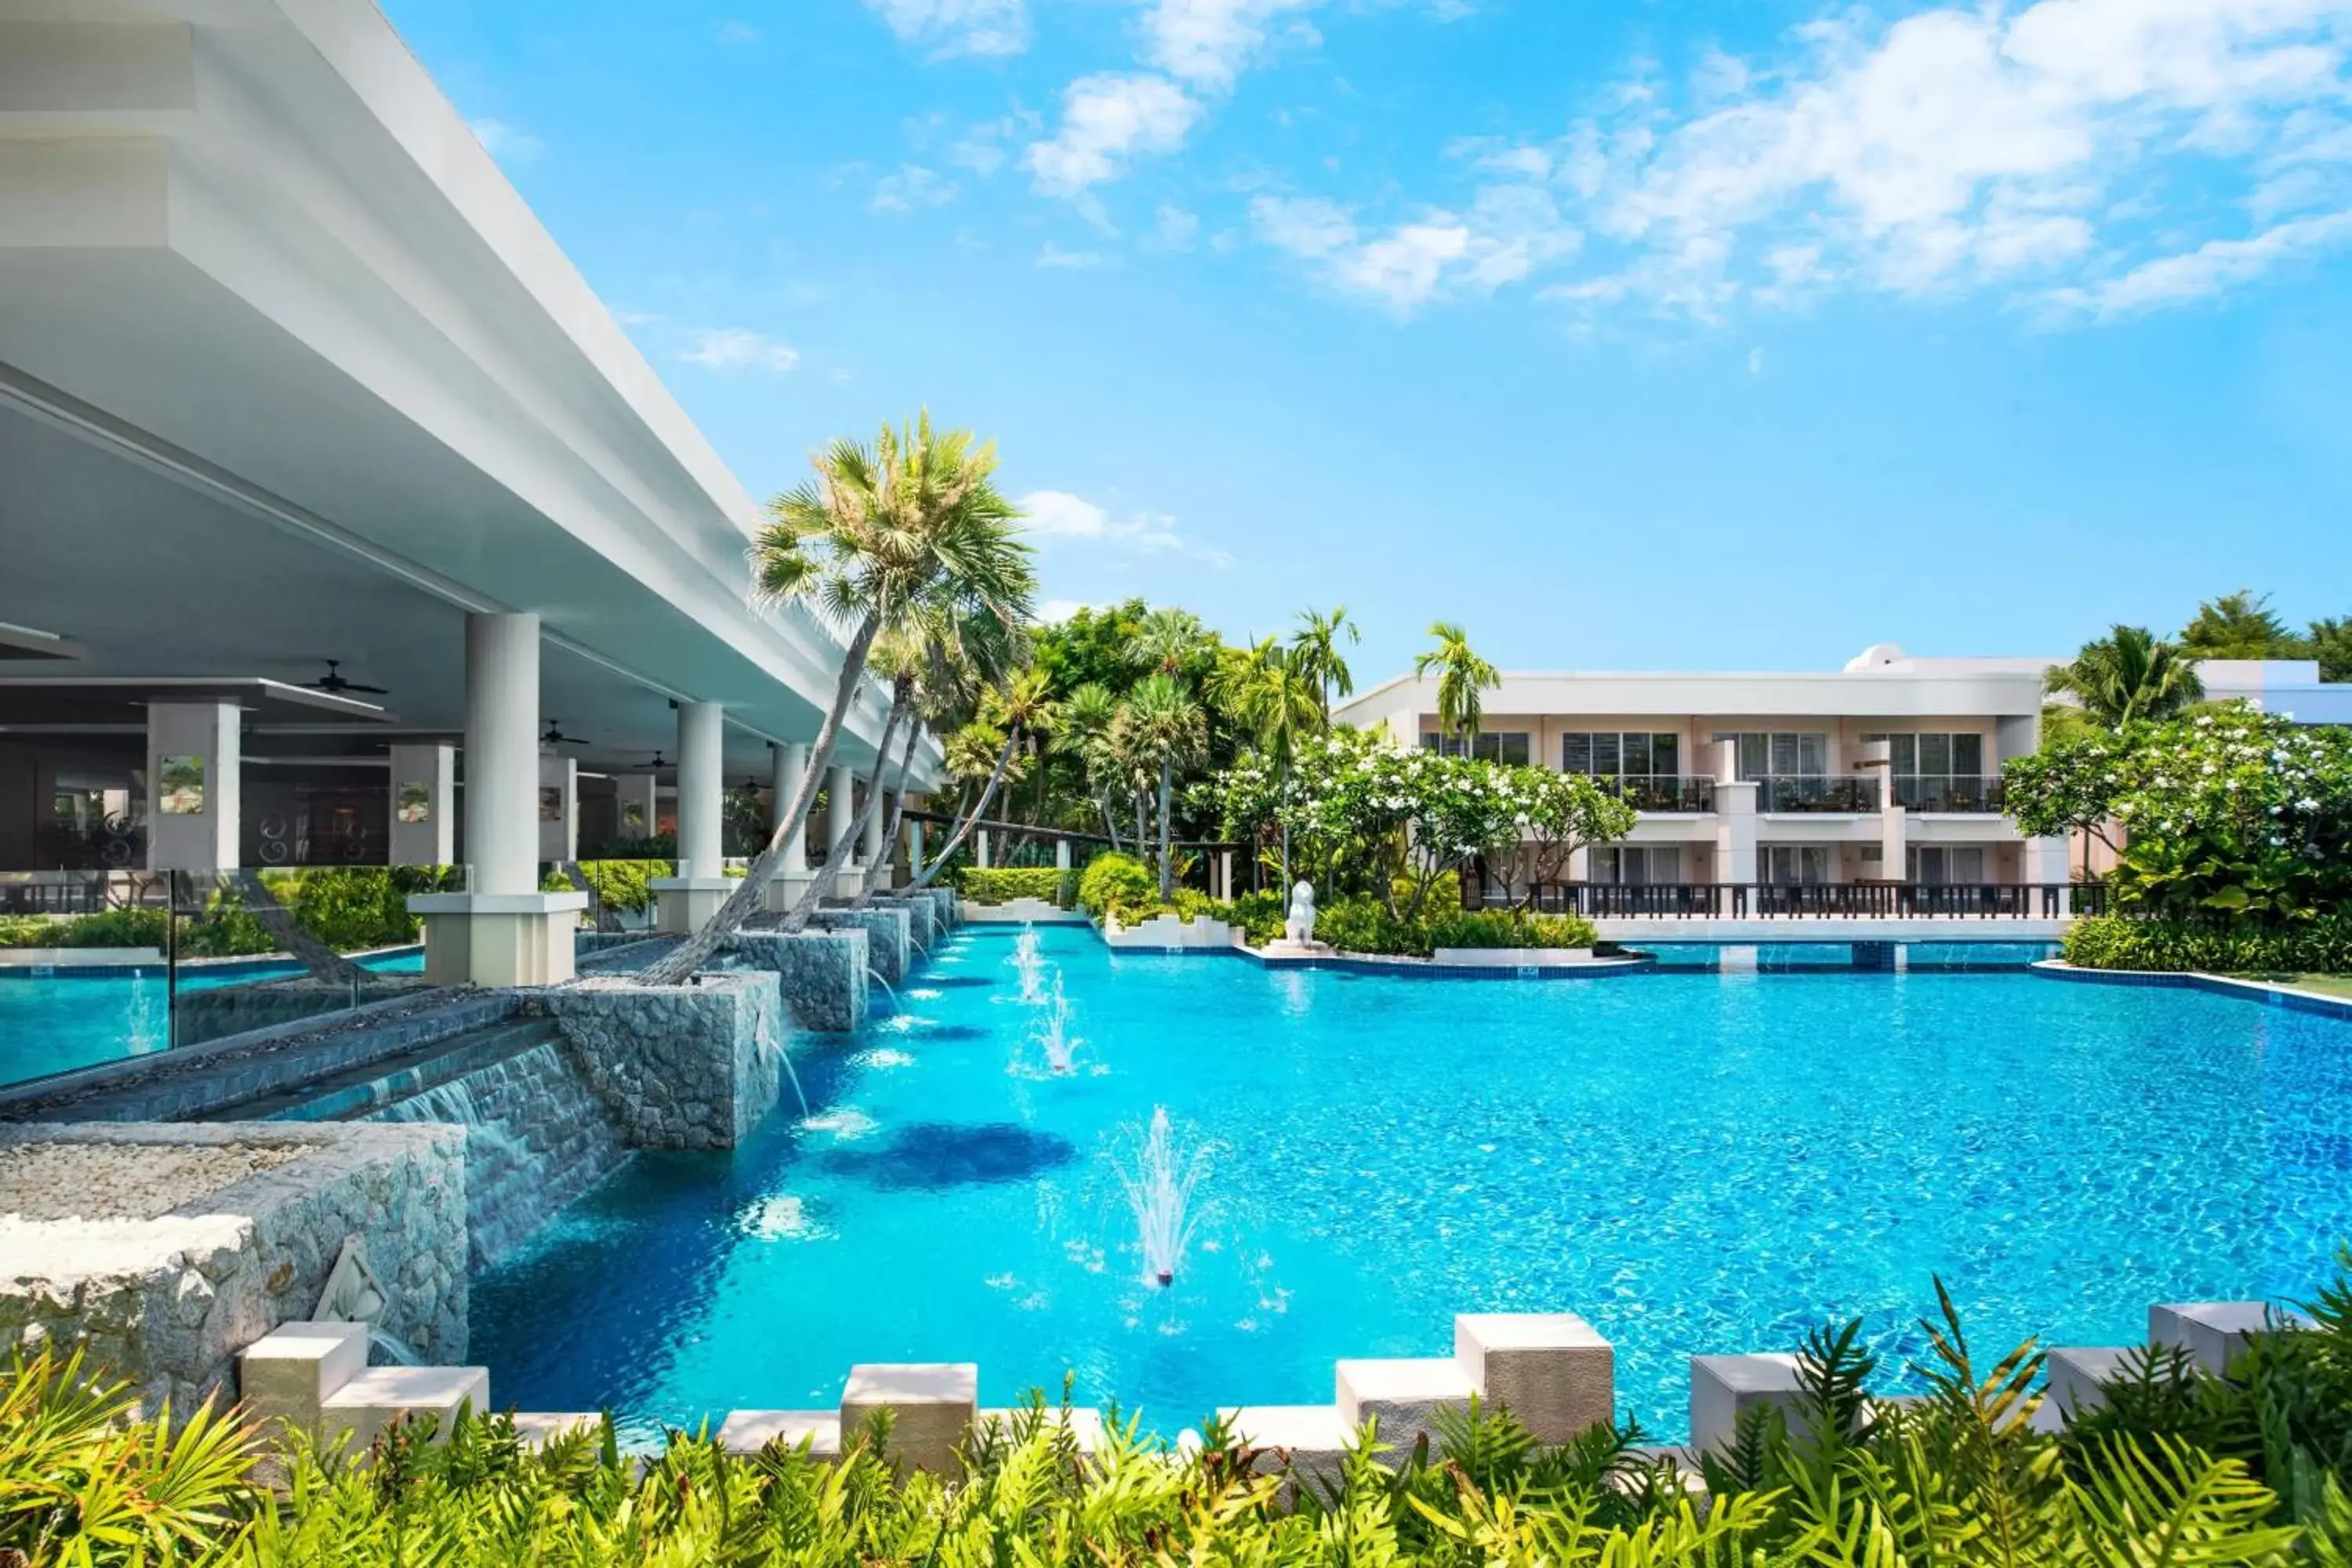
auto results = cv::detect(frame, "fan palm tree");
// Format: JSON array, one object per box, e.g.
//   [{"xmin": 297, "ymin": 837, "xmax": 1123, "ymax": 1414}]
[
  {"xmin": 647, "ymin": 413, "xmax": 1034, "ymax": 984},
  {"xmin": 1206, "ymin": 637, "xmax": 1320, "ymax": 885},
  {"xmin": 909, "ymin": 667, "xmax": 1058, "ymax": 888},
  {"xmin": 1128, "ymin": 607, "xmax": 1210, "ymax": 678},
  {"xmin": 1120, "ymin": 671, "xmax": 1209, "ymax": 899},
  {"xmin": 1414, "ymin": 621, "xmax": 1500, "ymax": 754},
  {"xmin": 2045, "ymin": 625, "xmax": 2205, "ymax": 729},
  {"xmin": 1290, "ymin": 604, "xmax": 1358, "ymax": 726},
  {"xmin": 1055, "ymin": 681, "xmax": 1126, "ymax": 848}
]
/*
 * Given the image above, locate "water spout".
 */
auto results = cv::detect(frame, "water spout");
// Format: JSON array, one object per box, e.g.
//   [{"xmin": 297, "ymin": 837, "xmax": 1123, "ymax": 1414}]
[
  {"xmin": 1007, "ymin": 929, "xmax": 1047, "ymax": 1004},
  {"xmin": 1115, "ymin": 1106, "xmax": 1209, "ymax": 1287},
  {"xmin": 1034, "ymin": 972, "xmax": 1082, "ymax": 1075}
]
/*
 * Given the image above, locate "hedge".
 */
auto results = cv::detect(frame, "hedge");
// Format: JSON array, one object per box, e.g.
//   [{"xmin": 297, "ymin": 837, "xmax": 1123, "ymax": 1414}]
[
  {"xmin": 1076, "ymin": 853, "xmax": 1155, "ymax": 918},
  {"xmin": 2063, "ymin": 914, "xmax": 2352, "ymax": 975},
  {"xmin": 960, "ymin": 866, "xmax": 1074, "ymax": 907}
]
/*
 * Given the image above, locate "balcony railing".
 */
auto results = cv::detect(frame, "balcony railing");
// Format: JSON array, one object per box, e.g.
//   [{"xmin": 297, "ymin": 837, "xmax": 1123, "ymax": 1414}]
[
  {"xmin": 1755, "ymin": 775, "xmax": 1878, "ymax": 813},
  {"xmin": 1517, "ymin": 882, "xmax": 2109, "ymax": 919},
  {"xmin": 1592, "ymin": 775, "xmax": 1716, "ymax": 812},
  {"xmin": 1893, "ymin": 774, "xmax": 2006, "ymax": 813}
]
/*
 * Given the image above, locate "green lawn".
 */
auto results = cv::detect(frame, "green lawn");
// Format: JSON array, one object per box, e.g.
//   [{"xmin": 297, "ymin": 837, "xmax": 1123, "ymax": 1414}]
[{"xmin": 2229, "ymin": 972, "xmax": 2352, "ymax": 1000}]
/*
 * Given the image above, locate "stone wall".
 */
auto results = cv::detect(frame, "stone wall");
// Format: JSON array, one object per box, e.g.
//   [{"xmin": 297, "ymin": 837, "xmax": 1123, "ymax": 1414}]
[
  {"xmin": 722, "ymin": 929, "xmax": 867, "ymax": 1033},
  {"xmin": 811, "ymin": 906, "xmax": 911, "ymax": 985},
  {"xmin": 175, "ymin": 976, "xmax": 435, "ymax": 1047},
  {"xmin": 0, "ymin": 1121, "xmax": 467, "ymax": 1420},
  {"xmin": 893, "ymin": 892, "xmax": 937, "ymax": 952},
  {"xmin": 535, "ymin": 971, "xmax": 786, "ymax": 1150}
]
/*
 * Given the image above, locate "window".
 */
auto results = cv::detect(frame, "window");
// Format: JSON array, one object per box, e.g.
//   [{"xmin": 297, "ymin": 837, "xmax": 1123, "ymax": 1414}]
[
  {"xmin": 1421, "ymin": 731, "xmax": 1530, "ymax": 764},
  {"xmin": 1864, "ymin": 732, "xmax": 1987, "ymax": 777},
  {"xmin": 1717, "ymin": 732, "xmax": 1829, "ymax": 779},
  {"xmin": 1561, "ymin": 732, "xmax": 1682, "ymax": 777},
  {"xmin": 1910, "ymin": 846, "xmax": 1987, "ymax": 885},
  {"xmin": 1589, "ymin": 846, "xmax": 1683, "ymax": 884},
  {"xmin": 1760, "ymin": 845, "xmax": 1835, "ymax": 884}
]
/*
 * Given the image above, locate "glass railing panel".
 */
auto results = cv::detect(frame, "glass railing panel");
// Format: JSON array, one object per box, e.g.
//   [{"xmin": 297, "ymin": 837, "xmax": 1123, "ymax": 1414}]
[
  {"xmin": 1893, "ymin": 775, "xmax": 2007, "ymax": 813},
  {"xmin": 1756, "ymin": 776, "xmax": 1878, "ymax": 812}
]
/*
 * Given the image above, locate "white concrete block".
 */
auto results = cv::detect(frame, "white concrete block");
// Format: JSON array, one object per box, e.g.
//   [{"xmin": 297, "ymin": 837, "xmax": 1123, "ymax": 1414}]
[
  {"xmin": 1689, "ymin": 1353, "xmax": 1803, "ymax": 1456},
  {"xmin": 974, "ymin": 1406, "xmax": 1108, "ymax": 1455},
  {"xmin": 510, "ymin": 1412, "xmax": 603, "ymax": 1450},
  {"xmin": 2040, "ymin": 1346, "xmax": 2134, "ymax": 1430},
  {"xmin": 841, "ymin": 1363, "xmax": 978, "ymax": 1472},
  {"xmin": 1214, "ymin": 1405, "xmax": 1356, "ymax": 1493},
  {"xmin": 718, "ymin": 1409, "xmax": 842, "ymax": 1458},
  {"xmin": 1335, "ymin": 1358, "xmax": 1475, "ymax": 1450},
  {"xmin": 321, "ymin": 1365, "xmax": 489, "ymax": 1454},
  {"xmin": 237, "ymin": 1320, "xmax": 368, "ymax": 1441},
  {"xmin": 2150, "ymin": 1301, "xmax": 2303, "ymax": 1375},
  {"xmin": 1454, "ymin": 1312, "xmax": 1614, "ymax": 1443}
]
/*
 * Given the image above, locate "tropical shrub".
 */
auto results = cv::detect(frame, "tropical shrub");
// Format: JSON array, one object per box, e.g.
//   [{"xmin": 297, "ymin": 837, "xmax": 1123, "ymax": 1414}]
[
  {"xmin": 0, "ymin": 906, "xmax": 171, "ymax": 949},
  {"xmin": 2007, "ymin": 708, "xmax": 2352, "ymax": 919},
  {"xmin": 577, "ymin": 859, "xmax": 670, "ymax": 916},
  {"xmin": 20, "ymin": 1272, "xmax": 2352, "ymax": 1565},
  {"xmin": 960, "ymin": 866, "xmax": 1072, "ymax": 906},
  {"xmin": 281, "ymin": 867, "xmax": 459, "ymax": 950},
  {"xmin": 1076, "ymin": 851, "xmax": 1155, "ymax": 919},
  {"xmin": 2065, "ymin": 915, "xmax": 2352, "ymax": 975},
  {"xmin": 1423, "ymin": 909, "xmax": 1600, "ymax": 951}
]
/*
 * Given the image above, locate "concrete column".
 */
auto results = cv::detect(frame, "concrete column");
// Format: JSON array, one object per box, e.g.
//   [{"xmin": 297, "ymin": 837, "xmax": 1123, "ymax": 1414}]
[
  {"xmin": 537, "ymin": 751, "xmax": 578, "ymax": 864},
  {"xmin": 655, "ymin": 700, "xmax": 731, "ymax": 932},
  {"xmin": 675, "ymin": 702, "xmax": 724, "ymax": 879},
  {"xmin": 613, "ymin": 773, "xmax": 657, "ymax": 843},
  {"xmin": 387, "ymin": 743, "xmax": 456, "ymax": 866},
  {"xmin": 780, "ymin": 743, "xmax": 812, "ymax": 872},
  {"xmin": 862, "ymin": 786, "xmax": 887, "ymax": 869},
  {"xmin": 2028, "ymin": 834, "xmax": 2073, "ymax": 914},
  {"xmin": 407, "ymin": 612, "xmax": 585, "ymax": 985},
  {"xmin": 145, "ymin": 702, "xmax": 240, "ymax": 872},
  {"xmin": 909, "ymin": 819, "xmax": 926, "ymax": 879},
  {"xmin": 1714, "ymin": 741, "xmax": 1758, "ymax": 887},
  {"xmin": 975, "ymin": 829, "xmax": 991, "ymax": 869},
  {"xmin": 826, "ymin": 764, "xmax": 862, "ymax": 895}
]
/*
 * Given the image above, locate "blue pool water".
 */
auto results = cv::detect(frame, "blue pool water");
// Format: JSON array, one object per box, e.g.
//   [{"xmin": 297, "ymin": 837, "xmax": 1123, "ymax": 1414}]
[
  {"xmin": 471, "ymin": 924, "xmax": 2352, "ymax": 1443},
  {"xmin": 0, "ymin": 949, "xmax": 426, "ymax": 1087}
]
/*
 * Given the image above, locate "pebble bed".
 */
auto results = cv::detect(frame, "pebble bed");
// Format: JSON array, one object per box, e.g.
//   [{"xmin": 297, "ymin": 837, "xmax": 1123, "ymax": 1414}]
[{"xmin": 0, "ymin": 1141, "xmax": 309, "ymax": 1221}]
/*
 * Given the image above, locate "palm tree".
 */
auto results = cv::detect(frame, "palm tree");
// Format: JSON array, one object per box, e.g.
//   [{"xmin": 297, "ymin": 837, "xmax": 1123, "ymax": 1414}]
[
  {"xmin": 1414, "ymin": 621, "xmax": 1500, "ymax": 755},
  {"xmin": 1055, "ymin": 681, "xmax": 1126, "ymax": 848},
  {"xmin": 1206, "ymin": 637, "xmax": 1319, "ymax": 886},
  {"xmin": 909, "ymin": 667, "xmax": 1058, "ymax": 888},
  {"xmin": 1290, "ymin": 604, "xmax": 1358, "ymax": 725},
  {"xmin": 647, "ymin": 413, "xmax": 1034, "ymax": 985},
  {"xmin": 1128, "ymin": 607, "xmax": 1210, "ymax": 678},
  {"xmin": 2045, "ymin": 625, "xmax": 2205, "ymax": 728},
  {"xmin": 1120, "ymin": 671, "xmax": 1208, "ymax": 898}
]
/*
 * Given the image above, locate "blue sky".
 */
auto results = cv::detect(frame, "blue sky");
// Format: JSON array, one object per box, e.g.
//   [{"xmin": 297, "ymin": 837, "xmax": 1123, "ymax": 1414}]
[{"xmin": 390, "ymin": 0, "xmax": 2352, "ymax": 681}]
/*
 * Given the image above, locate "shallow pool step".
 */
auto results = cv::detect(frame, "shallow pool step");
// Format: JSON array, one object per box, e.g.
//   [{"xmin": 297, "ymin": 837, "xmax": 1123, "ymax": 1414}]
[{"xmin": 197, "ymin": 1018, "xmax": 562, "ymax": 1123}]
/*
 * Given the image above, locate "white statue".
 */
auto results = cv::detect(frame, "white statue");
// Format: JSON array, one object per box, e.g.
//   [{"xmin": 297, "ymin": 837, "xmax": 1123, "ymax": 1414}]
[{"xmin": 1284, "ymin": 879, "xmax": 1318, "ymax": 946}]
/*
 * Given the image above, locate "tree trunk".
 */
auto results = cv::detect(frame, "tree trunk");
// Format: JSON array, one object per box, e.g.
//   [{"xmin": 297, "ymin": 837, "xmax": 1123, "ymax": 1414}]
[
  {"xmin": 644, "ymin": 615, "xmax": 881, "ymax": 984},
  {"xmin": 855, "ymin": 721, "xmax": 926, "ymax": 909},
  {"xmin": 908, "ymin": 731, "xmax": 1022, "ymax": 890},
  {"xmin": 1098, "ymin": 797, "xmax": 1123, "ymax": 851},
  {"xmin": 1157, "ymin": 760, "xmax": 1174, "ymax": 898},
  {"xmin": 227, "ymin": 870, "xmax": 367, "ymax": 985},
  {"xmin": 779, "ymin": 688, "xmax": 909, "ymax": 929}
]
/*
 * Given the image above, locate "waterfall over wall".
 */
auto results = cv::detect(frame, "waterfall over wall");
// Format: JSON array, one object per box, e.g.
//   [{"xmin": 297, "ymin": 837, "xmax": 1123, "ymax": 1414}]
[{"xmin": 372, "ymin": 1040, "xmax": 630, "ymax": 1272}]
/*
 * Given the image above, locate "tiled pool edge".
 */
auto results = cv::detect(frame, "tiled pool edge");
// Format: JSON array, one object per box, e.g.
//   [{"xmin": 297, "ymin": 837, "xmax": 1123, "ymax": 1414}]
[{"xmin": 2031, "ymin": 960, "xmax": 2352, "ymax": 1020}]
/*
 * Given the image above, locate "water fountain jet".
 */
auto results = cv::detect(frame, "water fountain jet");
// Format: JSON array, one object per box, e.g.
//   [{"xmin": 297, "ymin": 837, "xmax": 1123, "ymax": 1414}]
[{"xmin": 1116, "ymin": 1106, "xmax": 1209, "ymax": 1287}]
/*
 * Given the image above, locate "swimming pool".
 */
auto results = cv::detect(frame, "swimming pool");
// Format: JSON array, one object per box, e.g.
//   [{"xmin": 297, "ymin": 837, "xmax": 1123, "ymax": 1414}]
[
  {"xmin": 471, "ymin": 923, "xmax": 2352, "ymax": 1443},
  {"xmin": 0, "ymin": 949, "xmax": 426, "ymax": 1087}
]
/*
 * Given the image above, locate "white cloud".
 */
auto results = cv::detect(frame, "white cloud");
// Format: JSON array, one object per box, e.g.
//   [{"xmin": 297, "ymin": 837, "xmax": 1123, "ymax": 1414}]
[
  {"xmin": 469, "ymin": 118, "xmax": 544, "ymax": 167},
  {"xmin": 864, "ymin": 0, "xmax": 1029, "ymax": 56},
  {"xmin": 1016, "ymin": 490, "xmax": 1234, "ymax": 568},
  {"xmin": 1145, "ymin": 0, "xmax": 1327, "ymax": 90},
  {"xmin": 1150, "ymin": 203, "xmax": 1203, "ymax": 250},
  {"xmin": 681, "ymin": 328, "xmax": 800, "ymax": 372},
  {"xmin": 1038, "ymin": 598, "xmax": 1099, "ymax": 624},
  {"xmin": 1250, "ymin": 183, "xmax": 1581, "ymax": 313},
  {"xmin": 1025, "ymin": 74, "xmax": 1200, "ymax": 194},
  {"xmin": 2046, "ymin": 206, "xmax": 2352, "ymax": 315},
  {"xmin": 872, "ymin": 164, "xmax": 960, "ymax": 212},
  {"xmin": 1037, "ymin": 241, "xmax": 1110, "ymax": 269},
  {"xmin": 1247, "ymin": 0, "xmax": 2352, "ymax": 321},
  {"xmin": 1748, "ymin": 347, "xmax": 1766, "ymax": 375}
]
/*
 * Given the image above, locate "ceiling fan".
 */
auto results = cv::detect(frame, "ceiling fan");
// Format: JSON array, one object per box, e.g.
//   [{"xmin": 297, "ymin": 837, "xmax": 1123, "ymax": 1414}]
[
  {"xmin": 305, "ymin": 659, "xmax": 388, "ymax": 696},
  {"xmin": 643, "ymin": 750, "xmax": 670, "ymax": 769},
  {"xmin": 541, "ymin": 721, "xmax": 590, "ymax": 747}
]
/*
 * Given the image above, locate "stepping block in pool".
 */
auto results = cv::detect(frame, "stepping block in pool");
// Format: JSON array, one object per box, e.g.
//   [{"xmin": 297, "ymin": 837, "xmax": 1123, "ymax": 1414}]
[
  {"xmin": 239, "ymin": 1321, "xmax": 371, "ymax": 1450},
  {"xmin": 2035, "ymin": 1346, "xmax": 2136, "ymax": 1432},
  {"xmin": 321, "ymin": 1365, "xmax": 490, "ymax": 1454},
  {"xmin": 719, "ymin": 1410, "xmax": 843, "ymax": 1459},
  {"xmin": 2150, "ymin": 1302, "xmax": 2307, "ymax": 1375},
  {"xmin": 1454, "ymin": 1313, "xmax": 1615, "ymax": 1443},
  {"xmin": 1689, "ymin": 1354, "xmax": 1805, "ymax": 1457},
  {"xmin": 973, "ymin": 1406, "xmax": 1109, "ymax": 1456},
  {"xmin": 841, "ymin": 1363, "xmax": 978, "ymax": 1473},
  {"xmin": 510, "ymin": 1412, "xmax": 604, "ymax": 1451},
  {"xmin": 1209, "ymin": 1405, "xmax": 1355, "ymax": 1494},
  {"xmin": 1335, "ymin": 1358, "xmax": 1476, "ymax": 1452}
]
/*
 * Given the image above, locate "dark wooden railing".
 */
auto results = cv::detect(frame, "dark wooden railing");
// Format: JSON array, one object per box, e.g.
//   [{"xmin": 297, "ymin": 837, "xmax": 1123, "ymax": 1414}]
[{"xmin": 1504, "ymin": 882, "xmax": 2109, "ymax": 919}]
